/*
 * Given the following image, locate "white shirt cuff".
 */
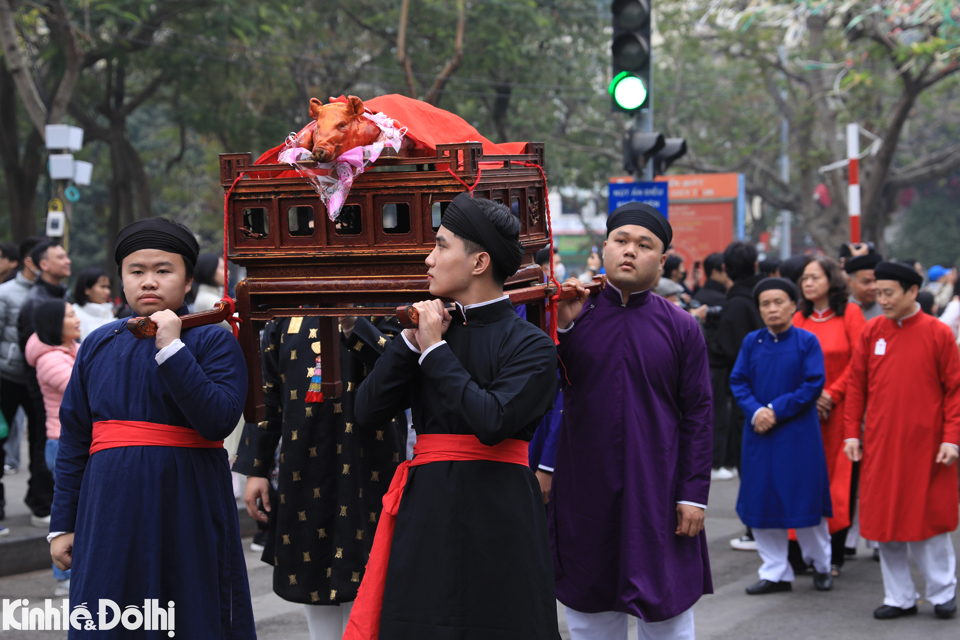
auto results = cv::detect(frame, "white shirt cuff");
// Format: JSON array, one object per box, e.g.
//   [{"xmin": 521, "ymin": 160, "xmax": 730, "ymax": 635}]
[
  {"xmin": 751, "ymin": 407, "xmax": 763, "ymax": 426},
  {"xmin": 418, "ymin": 340, "xmax": 446, "ymax": 365},
  {"xmin": 155, "ymin": 339, "xmax": 186, "ymax": 365},
  {"xmin": 401, "ymin": 331, "xmax": 421, "ymax": 354},
  {"xmin": 557, "ymin": 322, "xmax": 575, "ymax": 334},
  {"xmin": 944, "ymin": 443, "xmax": 960, "ymax": 452},
  {"xmin": 677, "ymin": 501, "xmax": 706, "ymax": 510},
  {"xmin": 47, "ymin": 531, "xmax": 68, "ymax": 543},
  {"xmin": 844, "ymin": 438, "xmax": 860, "ymax": 443},
  {"xmin": 537, "ymin": 465, "xmax": 554, "ymax": 473}
]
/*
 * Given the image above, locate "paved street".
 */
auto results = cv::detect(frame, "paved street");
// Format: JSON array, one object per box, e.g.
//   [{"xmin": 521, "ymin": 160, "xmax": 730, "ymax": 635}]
[{"xmin": 1, "ymin": 471, "xmax": 957, "ymax": 638}]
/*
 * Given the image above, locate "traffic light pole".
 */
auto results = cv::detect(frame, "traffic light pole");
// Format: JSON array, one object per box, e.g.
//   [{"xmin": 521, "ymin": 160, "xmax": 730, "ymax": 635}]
[{"xmin": 634, "ymin": 55, "xmax": 653, "ymax": 182}]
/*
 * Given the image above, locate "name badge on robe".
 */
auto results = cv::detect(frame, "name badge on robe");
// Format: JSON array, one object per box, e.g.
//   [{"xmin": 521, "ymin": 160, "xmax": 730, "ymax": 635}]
[{"xmin": 874, "ymin": 338, "xmax": 886, "ymax": 356}]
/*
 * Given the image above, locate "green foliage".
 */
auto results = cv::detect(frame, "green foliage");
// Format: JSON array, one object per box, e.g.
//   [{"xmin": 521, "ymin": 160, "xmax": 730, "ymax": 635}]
[{"xmin": 891, "ymin": 195, "xmax": 960, "ymax": 267}]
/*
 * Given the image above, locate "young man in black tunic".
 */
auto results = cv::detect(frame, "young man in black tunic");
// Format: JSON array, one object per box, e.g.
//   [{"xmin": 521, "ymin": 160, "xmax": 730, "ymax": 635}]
[
  {"xmin": 345, "ymin": 193, "xmax": 559, "ymax": 640},
  {"xmin": 236, "ymin": 314, "xmax": 405, "ymax": 639}
]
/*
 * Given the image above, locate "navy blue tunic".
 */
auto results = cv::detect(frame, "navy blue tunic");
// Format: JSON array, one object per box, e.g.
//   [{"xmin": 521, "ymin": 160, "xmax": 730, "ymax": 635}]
[
  {"xmin": 730, "ymin": 326, "xmax": 832, "ymax": 529},
  {"xmin": 51, "ymin": 315, "xmax": 255, "ymax": 639}
]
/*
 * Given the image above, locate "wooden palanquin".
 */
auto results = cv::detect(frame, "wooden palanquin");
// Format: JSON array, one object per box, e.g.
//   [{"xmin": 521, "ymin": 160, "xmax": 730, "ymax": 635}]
[{"xmin": 221, "ymin": 142, "xmax": 553, "ymax": 422}]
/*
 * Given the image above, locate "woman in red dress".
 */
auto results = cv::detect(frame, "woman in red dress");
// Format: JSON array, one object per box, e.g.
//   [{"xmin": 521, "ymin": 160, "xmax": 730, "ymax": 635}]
[{"xmin": 794, "ymin": 256, "xmax": 866, "ymax": 575}]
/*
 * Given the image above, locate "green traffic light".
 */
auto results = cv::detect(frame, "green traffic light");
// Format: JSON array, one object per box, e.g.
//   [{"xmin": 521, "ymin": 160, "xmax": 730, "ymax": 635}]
[{"xmin": 609, "ymin": 72, "xmax": 648, "ymax": 111}]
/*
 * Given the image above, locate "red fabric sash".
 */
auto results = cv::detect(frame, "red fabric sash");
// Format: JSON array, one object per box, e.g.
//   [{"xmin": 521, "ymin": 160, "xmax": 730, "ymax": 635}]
[
  {"xmin": 342, "ymin": 434, "xmax": 529, "ymax": 640},
  {"xmin": 90, "ymin": 420, "xmax": 224, "ymax": 455}
]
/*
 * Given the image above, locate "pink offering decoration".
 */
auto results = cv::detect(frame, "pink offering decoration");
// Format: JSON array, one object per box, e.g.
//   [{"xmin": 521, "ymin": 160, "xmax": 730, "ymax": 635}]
[{"xmin": 281, "ymin": 112, "xmax": 406, "ymax": 220}]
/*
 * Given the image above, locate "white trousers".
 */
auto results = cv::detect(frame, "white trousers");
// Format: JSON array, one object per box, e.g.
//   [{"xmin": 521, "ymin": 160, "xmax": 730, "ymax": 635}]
[
  {"xmin": 565, "ymin": 606, "xmax": 695, "ymax": 640},
  {"xmin": 878, "ymin": 533, "xmax": 957, "ymax": 608},
  {"xmin": 304, "ymin": 601, "xmax": 353, "ymax": 640},
  {"xmin": 753, "ymin": 519, "xmax": 831, "ymax": 582}
]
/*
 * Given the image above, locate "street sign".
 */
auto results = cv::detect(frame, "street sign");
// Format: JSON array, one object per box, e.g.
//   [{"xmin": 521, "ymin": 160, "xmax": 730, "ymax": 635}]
[{"xmin": 608, "ymin": 180, "xmax": 668, "ymax": 216}]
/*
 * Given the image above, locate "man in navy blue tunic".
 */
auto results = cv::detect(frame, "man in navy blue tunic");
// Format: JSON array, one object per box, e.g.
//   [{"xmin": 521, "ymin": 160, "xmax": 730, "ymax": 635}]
[
  {"xmin": 49, "ymin": 218, "xmax": 255, "ymax": 638},
  {"xmin": 730, "ymin": 278, "xmax": 833, "ymax": 596}
]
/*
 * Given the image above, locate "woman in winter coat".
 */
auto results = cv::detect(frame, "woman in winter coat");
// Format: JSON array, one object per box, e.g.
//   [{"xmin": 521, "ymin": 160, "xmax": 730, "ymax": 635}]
[
  {"xmin": 26, "ymin": 299, "xmax": 81, "ymax": 595},
  {"xmin": 71, "ymin": 267, "xmax": 114, "ymax": 341}
]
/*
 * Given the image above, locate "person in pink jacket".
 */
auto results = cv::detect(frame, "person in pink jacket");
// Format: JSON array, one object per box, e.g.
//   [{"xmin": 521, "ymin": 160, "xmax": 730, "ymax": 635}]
[{"xmin": 25, "ymin": 299, "xmax": 80, "ymax": 596}]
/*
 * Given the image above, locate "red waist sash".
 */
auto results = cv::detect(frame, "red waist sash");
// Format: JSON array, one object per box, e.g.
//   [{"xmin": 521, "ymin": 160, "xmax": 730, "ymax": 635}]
[
  {"xmin": 342, "ymin": 434, "xmax": 529, "ymax": 640},
  {"xmin": 90, "ymin": 420, "xmax": 224, "ymax": 455}
]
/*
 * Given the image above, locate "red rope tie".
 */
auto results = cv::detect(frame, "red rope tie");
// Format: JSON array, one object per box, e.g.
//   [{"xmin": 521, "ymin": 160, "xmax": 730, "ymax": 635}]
[
  {"xmin": 512, "ymin": 160, "xmax": 559, "ymax": 345},
  {"xmin": 445, "ymin": 166, "xmax": 483, "ymax": 194},
  {"xmin": 222, "ymin": 171, "xmax": 248, "ymax": 339}
]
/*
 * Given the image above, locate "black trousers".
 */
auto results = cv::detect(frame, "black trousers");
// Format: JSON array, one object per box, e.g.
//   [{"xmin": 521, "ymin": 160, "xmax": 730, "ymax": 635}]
[
  {"xmin": 0, "ymin": 375, "xmax": 53, "ymax": 518},
  {"xmin": 712, "ymin": 369, "xmax": 743, "ymax": 471}
]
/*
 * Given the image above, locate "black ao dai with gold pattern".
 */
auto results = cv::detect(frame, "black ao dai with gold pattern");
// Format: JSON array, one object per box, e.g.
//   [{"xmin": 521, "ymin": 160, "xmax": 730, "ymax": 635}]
[{"xmin": 234, "ymin": 315, "xmax": 405, "ymax": 605}]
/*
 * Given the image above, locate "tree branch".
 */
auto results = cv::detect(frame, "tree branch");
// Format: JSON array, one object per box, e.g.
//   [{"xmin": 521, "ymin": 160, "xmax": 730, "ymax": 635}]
[
  {"xmin": 396, "ymin": 0, "xmax": 417, "ymax": 97},
  {"xmin": 0, "ymin": 0, "xmax": 48, "ymax": 131},
  {"xmin": 80, "ymin": 1, "xmax": 203, "ymax": 68},
  {"xmin": 423, "ymin": 0, "xmax": 465, "ymax": 106},
  {"xmin": 165, "ymin": 120, "xmax": 187, "ymax": 175},
  {"xmin": 67, "ymin": 101, "xmax": 109, "ymax": 140},
  {"xmin": 921, "ymin": 60, "xmax": 960, "ymax": 90},
  {"xmin": 119, "ymin": 71, "xmax": 167, "ymax": 118},
  {"xmin": 887, "ymin": 143, "xmax": 960, "ymax": 190},
  {"xmin": 42, "ymin": 1, "xmax": 83, "ymax": 125}
]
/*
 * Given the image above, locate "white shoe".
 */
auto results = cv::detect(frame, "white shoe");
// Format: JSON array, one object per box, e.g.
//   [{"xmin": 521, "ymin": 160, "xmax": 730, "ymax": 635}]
[
  {"xmin": 730, "ymin": 535, "xmax": 758, "ymax": 551},
  {"xmin": 30, "ymin": 514, "xmax": 51, "ymax": 528},
  {"xmin": 3, "ymin": 464, "xmax": 16, "ymax": 475},
  {"xmin": 54, "ymin": 579, "xmax": 70, "ymax": 597},
  {"xmin": 711, "ymin": 467, "xmax": 735, "ymax": 481},
  {"xmin": 0, "ymin": 525, "xmax": 9, "ymax": 537}
]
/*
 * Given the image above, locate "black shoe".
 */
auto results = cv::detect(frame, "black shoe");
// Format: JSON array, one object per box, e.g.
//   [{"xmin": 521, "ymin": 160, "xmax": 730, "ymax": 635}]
[
  {"xmin": 813, "ymin": 572, "xmax": 834, "ymax": 591},
  {"xmin": 746, "ymin": 579, "xmax": 792, "ymax": 595},
  {"xmin": 844, "ymin": 547, "xmax": 857, "ymax": 557},
  {"xmin": 934, "ymin": 597, "xmax": 957, "ymax": 619},
  {"xmin": 873, "ymin": 605, "xmax": 918, "ymax": 620},
  {"xmin": 872, "ymin": 549, "xmax": 880, "ymax": 562}
]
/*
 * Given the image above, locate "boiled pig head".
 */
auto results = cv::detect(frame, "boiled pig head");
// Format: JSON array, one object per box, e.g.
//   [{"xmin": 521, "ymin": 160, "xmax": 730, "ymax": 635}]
[{"xmin": 299, "ymin": 96, "xmax": 381, "ymax": 163}]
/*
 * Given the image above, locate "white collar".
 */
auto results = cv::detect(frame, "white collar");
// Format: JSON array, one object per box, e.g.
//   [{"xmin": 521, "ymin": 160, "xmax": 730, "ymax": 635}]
[
  {"xmin": 606, "ymin": 280, "xmax": 650, "ymax": 299},
  {"xmin": 896, "ymin": 303, "xmax": 921, "ymax": 327},
  {"xmin": 455, "ymin": 294, "xmax": 510, "ymax": 319}
]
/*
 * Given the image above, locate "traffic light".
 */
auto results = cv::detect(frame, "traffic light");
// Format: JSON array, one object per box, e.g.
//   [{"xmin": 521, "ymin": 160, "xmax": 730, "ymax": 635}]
[
  {"xmin": 610, "ymin": 0, "xmax": 652, "ymax": 112},
  {"xmin": 653, "ymin": 138, "xmax": 687, "ymax": 176},
  {"xmin": 623, "ymin": 130, "xmax": 664, "ymax": 175}
]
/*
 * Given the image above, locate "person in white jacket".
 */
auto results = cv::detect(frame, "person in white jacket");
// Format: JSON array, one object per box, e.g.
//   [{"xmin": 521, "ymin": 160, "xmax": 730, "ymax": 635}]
[{"xmin": 71, "ymin": 267, "xmax": 115, "ymax": 341}]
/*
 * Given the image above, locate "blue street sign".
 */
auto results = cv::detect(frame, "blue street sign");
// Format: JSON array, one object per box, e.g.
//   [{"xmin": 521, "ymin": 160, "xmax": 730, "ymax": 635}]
[{"xmin": 608, "ymin": 181, "xmax": 669, "ymax": 217}]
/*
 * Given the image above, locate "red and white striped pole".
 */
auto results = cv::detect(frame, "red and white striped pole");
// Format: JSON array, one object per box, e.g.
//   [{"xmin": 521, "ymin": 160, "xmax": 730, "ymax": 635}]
[{"xmin": 847, "ymin": 123, "xmax": 861, "ymax": 243}]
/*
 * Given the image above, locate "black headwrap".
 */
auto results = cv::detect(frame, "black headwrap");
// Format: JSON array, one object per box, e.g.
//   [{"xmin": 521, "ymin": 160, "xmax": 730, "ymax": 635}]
[
  {"xmin": 844, "ymin": 253, "xmax": 882, "ymax": 274},
  {"xmin": 441, "ymin": 193, "xmax": 524, "ymax": 278},
  {"xmin": 874, "ymin": 261, "xmax": 923, "ymax": 288},
  {"xmin": 114, "ymin": 218, "xmax": 200, "ymax": 272},
  {"xmin": 606, "ymin": 202, "xmax": 672, "ymax": 251},
  {"xmin": 779, "ymin": 255, "xmax": 810, "ymax": 284},
  {"xmin": 753, "ymin": 277, "xmax": 800, "ymax": 306},
  {"xmin": 33, "ymin": 299, "xmax": 67, "ymax": 346}
]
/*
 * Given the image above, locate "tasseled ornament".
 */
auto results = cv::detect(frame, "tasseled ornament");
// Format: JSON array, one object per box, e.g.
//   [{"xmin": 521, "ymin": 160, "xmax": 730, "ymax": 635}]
[{"xmin": 306, "ymin": 355, "xmax": 324, "ymax": 403}]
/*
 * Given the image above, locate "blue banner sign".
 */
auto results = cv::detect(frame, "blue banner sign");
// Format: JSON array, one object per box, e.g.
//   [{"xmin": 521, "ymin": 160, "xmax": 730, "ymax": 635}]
[{"xmin": 608, "ymin": 181, "xmax": 669, "ymax": 217}]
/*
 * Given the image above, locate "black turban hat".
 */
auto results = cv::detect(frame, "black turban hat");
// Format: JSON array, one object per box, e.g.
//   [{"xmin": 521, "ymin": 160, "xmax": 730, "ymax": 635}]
[
  {"xmin": 606, "ymin": 202, "xmax": 672, "ymax": 251},
  {"xmin": 874, "ymin": 261, "xmax": 923, "ymax": 288},
  {"xmin": 844, "ymin": 253, "xmax": 882, "ymax": 274},
  {"xmin": 441, "ymin": 193, "xmax": 525, "ymax": 279},
  {"xmin": 114, "ymin": 218, "xmax": 199, "ymax": 273},
  {"xmin": 779, "ymin": 255, "xmax": 809, "ymax": 284},
  {"xmin": 753, "ymin": 277, "xmax": 800, "ymax": 306}
]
